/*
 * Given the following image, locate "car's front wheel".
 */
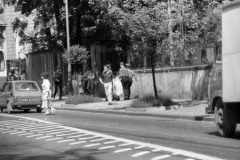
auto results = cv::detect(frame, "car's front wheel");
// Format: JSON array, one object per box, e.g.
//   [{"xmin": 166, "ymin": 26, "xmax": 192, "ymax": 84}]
[
  {"xmin": 215, "ymin": 99, "xmax": 236, "ymax": 137},
  {"xmin": 36, "ymin": 107, "xmax": 42, "ymax": 113},
  {"xmin": 7, "ymin": 101, "xmax": 13, "ymax": 114}
]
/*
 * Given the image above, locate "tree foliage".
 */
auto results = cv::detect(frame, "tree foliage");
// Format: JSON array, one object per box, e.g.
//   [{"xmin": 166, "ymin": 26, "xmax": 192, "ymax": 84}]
[{"xmin": 62, "ymin": 45, "xmax": 89, "ymax": 64}]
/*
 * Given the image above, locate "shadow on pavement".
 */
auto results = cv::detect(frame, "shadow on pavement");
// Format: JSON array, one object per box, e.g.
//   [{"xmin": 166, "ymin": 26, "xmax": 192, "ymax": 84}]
[{"xmin": 0, "ymin": 148, "xmax": 108, "ymax": 160}]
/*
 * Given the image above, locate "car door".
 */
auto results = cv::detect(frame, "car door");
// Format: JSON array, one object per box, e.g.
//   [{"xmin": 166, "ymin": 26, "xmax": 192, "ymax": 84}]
[
  {"xmin": 0, "ymin": 83, "xmax": 7, "ymax": 106},
  {"xmin": 0, "ymin": 83, "xmax": 12, "ymax": 106}
]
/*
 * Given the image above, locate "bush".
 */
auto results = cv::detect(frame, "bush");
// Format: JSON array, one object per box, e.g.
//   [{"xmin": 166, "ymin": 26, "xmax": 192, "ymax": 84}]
[
  {"xmin": 65, "ymin": 95, "xmax": 103, "ymax": 105},
  {"xmin": 131, "ymin": 99, "xmax": 150, "ymax": 108},
  {"xmin": 130, "ymin": 94, "xmax": 175, "ymax": 108}
]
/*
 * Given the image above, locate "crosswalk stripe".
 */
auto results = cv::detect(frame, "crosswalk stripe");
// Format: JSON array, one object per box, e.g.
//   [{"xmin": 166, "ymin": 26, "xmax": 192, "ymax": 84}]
[
  {"xmin": 46, "ymin": 137, "xmax": 63, "ymax": 141},
  {"xmin": 69, "ymin": 141, "xmax": 87, "ymax": 145},
  {"xmin": 114, "ymin": 148, "xmax": 132, "ymax": 153},
  {"xmin": 90, "ymin": 138, "xmax": 107, "ymax": 142},
  {"xmin": 134, "ymin": 146, "xmax": 146, "ymax": 149},
  {"xmin": 56, "ymin": 132, "xmax": 80, "ymax": 137},
  {"xmin": 48, "ymin": 130, "xmax": 72, "ymax": 135},
  {"xmin": 36, "ymin": 135, "xmax": 53, "ymax": 139},
  {"xmin": 77, "ymin": 136, "xmax": 97, "ymax": 141},
  {"xmin": 26, "ymin": 134, "xmax": 43, "ymax": 138},
  {"xmin": 152, "ymin": 148, "xmax": 162, "ymax": 152},
  {"xmin": 185, "ymin": 159, "xmax": 195, "ymax": 160},
  {"xmin": 66, "ymin": 134, "xmax": 88, "ymax": 138},
  {"xmin": 57, "ymin": 139, "xmax": 75, "ymax": 143},
  {"xmin": 2, "ymin": 130, "xmax": 19, "ymax": 133},
  {"xmin": 10, "ymin": 131, "xmax": 27, "ymax": 135},
  {"xmin": 118, "ymin": 143, "xmax": 132, "ymax": 147},
  {"xmin": 18, "ymin": 133, "xmax": 33, "ymax": 136},
  {"xmin": 151, "ymin": 155, "xmax": 171, "ymax": 160},
  {"xmin": 84, "ymin": 143, "xmax": 101, "ymax": 148},
  {"xmin": 132, "ymin": 151, "xmax": 150, "ymax": 157},
  {"xmin": 98, "ymin": 145, "xmax": 116, "ymax": 150},
  {"xmin": 38, "ymin": 128, "xmax": 67, "ymax": 134},
  {"xmin": 104, "ymin": 140, "xmax": 118, "ymax": 144}
]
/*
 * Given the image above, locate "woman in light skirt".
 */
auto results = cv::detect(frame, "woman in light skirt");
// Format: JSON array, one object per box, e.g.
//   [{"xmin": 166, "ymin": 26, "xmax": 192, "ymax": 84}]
[{"xmin": 41, "ymin": 72, "xmax": 56, "ymax": 115}]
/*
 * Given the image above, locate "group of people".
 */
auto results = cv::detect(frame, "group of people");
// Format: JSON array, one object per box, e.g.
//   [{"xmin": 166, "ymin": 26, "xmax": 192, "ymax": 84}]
[
  {"xmin": 99, "ymin": 62, "xmax": 137, "ymax": 105},
  {"xmin": 7, "ymin": 70, "xmax": 25, "ymax": 81}
]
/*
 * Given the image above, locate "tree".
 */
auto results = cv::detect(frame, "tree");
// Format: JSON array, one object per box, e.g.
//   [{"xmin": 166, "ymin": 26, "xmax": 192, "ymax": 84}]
[{"xmin": 109, "ymin": 0, "xmax": 169, "ymax": 98}]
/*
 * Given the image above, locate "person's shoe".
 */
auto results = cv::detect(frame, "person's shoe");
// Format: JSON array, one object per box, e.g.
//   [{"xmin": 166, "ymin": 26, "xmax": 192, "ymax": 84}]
[
  {"xmin": 108, "ymin": 102, "xmax": 113, "ymax": 105},
  {"xmin": 116, "ymin": 97, "xmax": 120, "ymax": 101},
  {"xmin": 44, "ymin": 112, "xmax": 50, "ymax": 115}
]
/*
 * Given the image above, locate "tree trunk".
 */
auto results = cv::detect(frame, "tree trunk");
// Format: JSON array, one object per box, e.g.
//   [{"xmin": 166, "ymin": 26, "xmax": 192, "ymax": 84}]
[{"xmin": 151, "ymin": 54, "xmax": 158, "ymax": 98}]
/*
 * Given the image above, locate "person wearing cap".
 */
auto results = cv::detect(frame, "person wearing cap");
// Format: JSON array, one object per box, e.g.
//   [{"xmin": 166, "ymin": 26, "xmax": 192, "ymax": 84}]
[
  {"xmin": 99, "ymin": 64, "xmax": 114, "ymax": 105},
  {"xmin": 53, "ymin": 66, "xmax": 63, "ymax": 100}
]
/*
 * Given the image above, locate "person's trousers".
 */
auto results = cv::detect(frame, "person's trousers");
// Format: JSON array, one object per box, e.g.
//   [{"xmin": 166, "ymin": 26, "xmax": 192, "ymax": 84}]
[
  {"xmin": 87, "ymin": 80, "xmax": 95, "ymax": 95},
  {"xmin": 103, "ymin": 82, "xmax": 113, "ymax": 102},
  {"xmin": 121, "ymin": 77, "xmax": 132, "ymax": 99},
  {"xmin": 53, "ymin": 82, "xmax": 63, "ymax": 99}
]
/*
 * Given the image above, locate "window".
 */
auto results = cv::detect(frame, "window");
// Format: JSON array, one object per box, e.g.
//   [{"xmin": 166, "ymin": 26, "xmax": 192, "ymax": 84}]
[
  {"xmin": 15, "ymin": 82, "xmax": 38, "ymax": 91},
  {"xmin": 0, "ymin": 51, "xmax": 5, "ymax": 71}
]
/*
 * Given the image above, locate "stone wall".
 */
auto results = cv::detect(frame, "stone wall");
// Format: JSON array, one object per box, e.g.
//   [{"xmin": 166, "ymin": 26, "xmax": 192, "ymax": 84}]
[{"xmin": 130, "ymin": 65, "xmax": 211, "ymax": 100}]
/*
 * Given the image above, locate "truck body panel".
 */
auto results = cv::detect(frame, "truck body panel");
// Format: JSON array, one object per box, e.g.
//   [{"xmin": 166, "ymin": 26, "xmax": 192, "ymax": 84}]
[{"xmin": 222, "ymin": 1, "xmax": 240, "ymax": 102}]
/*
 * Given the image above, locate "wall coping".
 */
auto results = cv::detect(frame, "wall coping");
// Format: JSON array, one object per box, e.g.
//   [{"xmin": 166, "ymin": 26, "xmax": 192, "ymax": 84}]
[{"xmin": 133, "ymin": 65, "xmax": 212, "ymax": 73}]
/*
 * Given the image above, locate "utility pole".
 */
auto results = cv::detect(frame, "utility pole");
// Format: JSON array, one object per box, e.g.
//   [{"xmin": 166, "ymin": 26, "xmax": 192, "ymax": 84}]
[
  {"xmin": 64, "ymin": 0, "xmax": 72, "ymax": 94},
  {"xmin": 168, "ymin": 0, "xmax": 174, "ymax": 67}
]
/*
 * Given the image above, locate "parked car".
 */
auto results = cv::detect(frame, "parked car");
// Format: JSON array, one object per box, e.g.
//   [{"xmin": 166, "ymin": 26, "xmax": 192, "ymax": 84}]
[{"xmin": 0, "ymin": 81, "xmax": 42, "ymax": 113}]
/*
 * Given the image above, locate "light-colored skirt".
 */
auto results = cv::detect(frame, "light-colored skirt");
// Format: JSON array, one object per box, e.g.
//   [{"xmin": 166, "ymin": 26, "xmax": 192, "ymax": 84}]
[{"xmin": 42, "ymin": 99, "xmax": 51, "ymax": 109}]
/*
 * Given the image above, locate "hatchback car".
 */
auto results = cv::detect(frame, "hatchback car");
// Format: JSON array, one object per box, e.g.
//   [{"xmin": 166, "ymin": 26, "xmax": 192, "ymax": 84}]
[{"xmin": 0, "ymin": 81, "xmax": 42, "ymax": 113}]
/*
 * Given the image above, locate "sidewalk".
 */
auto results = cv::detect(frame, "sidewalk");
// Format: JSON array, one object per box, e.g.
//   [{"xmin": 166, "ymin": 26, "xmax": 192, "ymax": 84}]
[{"xmin": 51, "ymin": 97, "xmax": 214, "ymax": 122}]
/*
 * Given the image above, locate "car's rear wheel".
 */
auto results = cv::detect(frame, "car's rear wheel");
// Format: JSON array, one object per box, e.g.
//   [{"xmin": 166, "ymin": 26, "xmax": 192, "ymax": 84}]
[
  {"xmin": 36, "ymin": 108, "xmax": 42, "ymax": 113},
  {"xmin": 24, "ymin": 109, "xmax": 31, "ymax": 113},
  {"xmin": 7, "ymin": 101, "xmax": 13, "ymax": 114}
]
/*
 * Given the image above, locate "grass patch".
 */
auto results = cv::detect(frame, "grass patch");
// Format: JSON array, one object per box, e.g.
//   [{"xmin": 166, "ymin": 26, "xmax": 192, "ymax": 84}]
[
  {"xmin": 65, "ymin": 95, "xmax": 103, "ymax": 105},
  {"xmin": 130, "ymin": 94, "xmax": 176, "ymax": 108}
]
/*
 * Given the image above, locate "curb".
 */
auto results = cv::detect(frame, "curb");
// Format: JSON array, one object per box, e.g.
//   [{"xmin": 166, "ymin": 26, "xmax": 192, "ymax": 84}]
[{"xmin": 55, "ymin": 105, "xmax": 214, "ymax": 122}]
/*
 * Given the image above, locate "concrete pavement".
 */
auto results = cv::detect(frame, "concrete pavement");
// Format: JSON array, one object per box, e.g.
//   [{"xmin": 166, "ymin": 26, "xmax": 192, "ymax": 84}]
[{"xmin": 51, "ymin": 98, "xmax": 214, "ymax": 122}]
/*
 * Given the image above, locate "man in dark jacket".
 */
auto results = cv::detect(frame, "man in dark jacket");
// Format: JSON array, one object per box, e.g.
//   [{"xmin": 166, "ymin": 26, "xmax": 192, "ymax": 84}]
[{"xmin": 53, "ymin": 66, "xmax": 63, "ymax": 100}]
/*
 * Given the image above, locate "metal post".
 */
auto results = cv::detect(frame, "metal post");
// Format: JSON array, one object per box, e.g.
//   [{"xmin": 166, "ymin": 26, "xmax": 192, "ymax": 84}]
[
  {"xmin": 64, "ymin": 0, "xmax": 72, "ymax": 95},
  {"xmin": 168, "ymin": 0, "xmax": 174, "ymax": 67}
]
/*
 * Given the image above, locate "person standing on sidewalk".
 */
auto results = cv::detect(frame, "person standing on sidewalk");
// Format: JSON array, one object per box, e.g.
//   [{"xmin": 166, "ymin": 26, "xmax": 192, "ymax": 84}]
[
  {"xmin": 99, "ymin": 64, "xmax": 113, "ymax": 105},
  {"xmin": 125, "ymin": 63, "xmax": 137, "ymax": 99},
  {"xmin": 41, "ymin": 72, "xmax": 55, "ymax": 115},
  {"xmin": 53, "ymin": 66, "xmax": 63, "ymax": 100}
]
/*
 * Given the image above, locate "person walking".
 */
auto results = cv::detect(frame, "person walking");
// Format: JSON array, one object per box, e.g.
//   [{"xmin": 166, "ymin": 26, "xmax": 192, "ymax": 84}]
[
  {"xmin": 99, "ymin": 64, "xmax": 113, "ymax": 105},
  {"xmin": 113, "ymin": 71, "xmax": 123, "ymax": 101},
  {"xmin": 41, "ymin": 72, "xmax": 55, "ymax": 115},
  {"xmin": 53, "ymin": 66, "xmax": 63, "ymax": 100},
  {"xmin": 119, "ymin": 62, "xmax": 132, "ymax": 100},
  {"xmin": 125, "ymin": 63, "xmax": 137, "ymax": 99}
]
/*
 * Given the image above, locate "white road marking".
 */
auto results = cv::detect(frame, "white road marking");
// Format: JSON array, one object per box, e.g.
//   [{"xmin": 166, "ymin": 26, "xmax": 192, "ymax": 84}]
[
  {"xmin": 152, "ymin": 148, "xmax": 163, "ymax": 152},
  {"xmin": 104, "ymin": 140, "xmax": 118, "ymax": 144},
  {"xmin": 26, "ymin": 134, "xmax": 43, "ymax": 138},
  {"xmin": 77, "ymin": 136, "xmax": 97, "ymax": 141},
  {"xmin": 66, "ymin": 133, "xmax": 88, "ymax": 138},
  {"xmin": 10, "ymin": 131, "xmax": 27, "ymax": 135},
  {"xmin": 18, "ymin": 133, "xmax": 33, "ymax": 136},
  {"xmin": 98, "ymin": 145, "xmax": 116, "ymax": 150},
  {"xmin": 0, "ymin": 128, "xmax": 10, "ymax": 131},
  {"xmin": 0, "ymin": 115, "xmax": 226, "ymax": 160},
  {"xmin": 56, "ymin": 132, "xmax": 80, "ymax": 137},
  {"xmin": 57, "ymin": 139, "xmax": 75, "ymax": 143},
  {"xmin": 114, "ymin": 148, "xmax": 132, "ymax": 153},
  {"xmin": 36, "ymin": 135, "xmax": 53, "ymax": 139},
  {"xmin": 37, "ymin": 128, "xmax": 67, "ymax": 134},
  {"xmin": 2, "ymin": 130, "xmax": 19, "ymax": 133},
  {"xmin": 69, "ymin": 141, "xmax": 87, "ymax": 145},
  {"xmin": 46, "ymin": 137, "xmax": 63, "ymax": 141},
  {"xmin": 90, "ymin": 138, "xmax": 107, "ymax": 142},
  {"xmin": 134, "ymin": 145, "xmax": 146, "ymax": 149},
  {"xmin": 45, "ymin": 130, "xmax": 71, "ymax": 135},
  {"xmin": 151, "ymin": 155, "xmax": 171, "ymax": 160},
  {"xmin": 118, "ymin": 143, "xmax": 132, "ymax": 147},
  {"xmin": 185, "ymin": 159, "xmax": 195, "ymax": 160},
  {"xmin": 132, "ymin": 151, "xmax": 150, "ymax": 157},
  {"xmin": 84, "ymin": 143, "xmax": 101, "ymax": 148}
]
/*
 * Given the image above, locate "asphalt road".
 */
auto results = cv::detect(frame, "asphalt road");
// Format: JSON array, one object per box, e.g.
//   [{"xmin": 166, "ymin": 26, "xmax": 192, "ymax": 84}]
[{"xmin": 0, "ymin": 109, "xmax": 240, "ymax": 160}]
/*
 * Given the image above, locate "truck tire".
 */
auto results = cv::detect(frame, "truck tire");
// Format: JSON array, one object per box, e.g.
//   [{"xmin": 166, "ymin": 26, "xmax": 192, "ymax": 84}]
[{"xmin": 215, "ymin": 99, "xmax": 236, "ymax": 137}]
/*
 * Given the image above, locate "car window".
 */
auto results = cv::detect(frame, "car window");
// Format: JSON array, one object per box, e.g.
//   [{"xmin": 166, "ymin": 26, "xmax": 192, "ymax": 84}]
[{"xmin": 15, "ymin": 82, "xmax": 39, "ymax": 91}]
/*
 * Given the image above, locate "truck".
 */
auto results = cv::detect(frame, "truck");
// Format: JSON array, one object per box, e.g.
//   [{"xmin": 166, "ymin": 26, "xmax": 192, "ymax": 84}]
[{"xmin": 206, "ymin": 0, "xmax": 240, "ymax": 137}]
